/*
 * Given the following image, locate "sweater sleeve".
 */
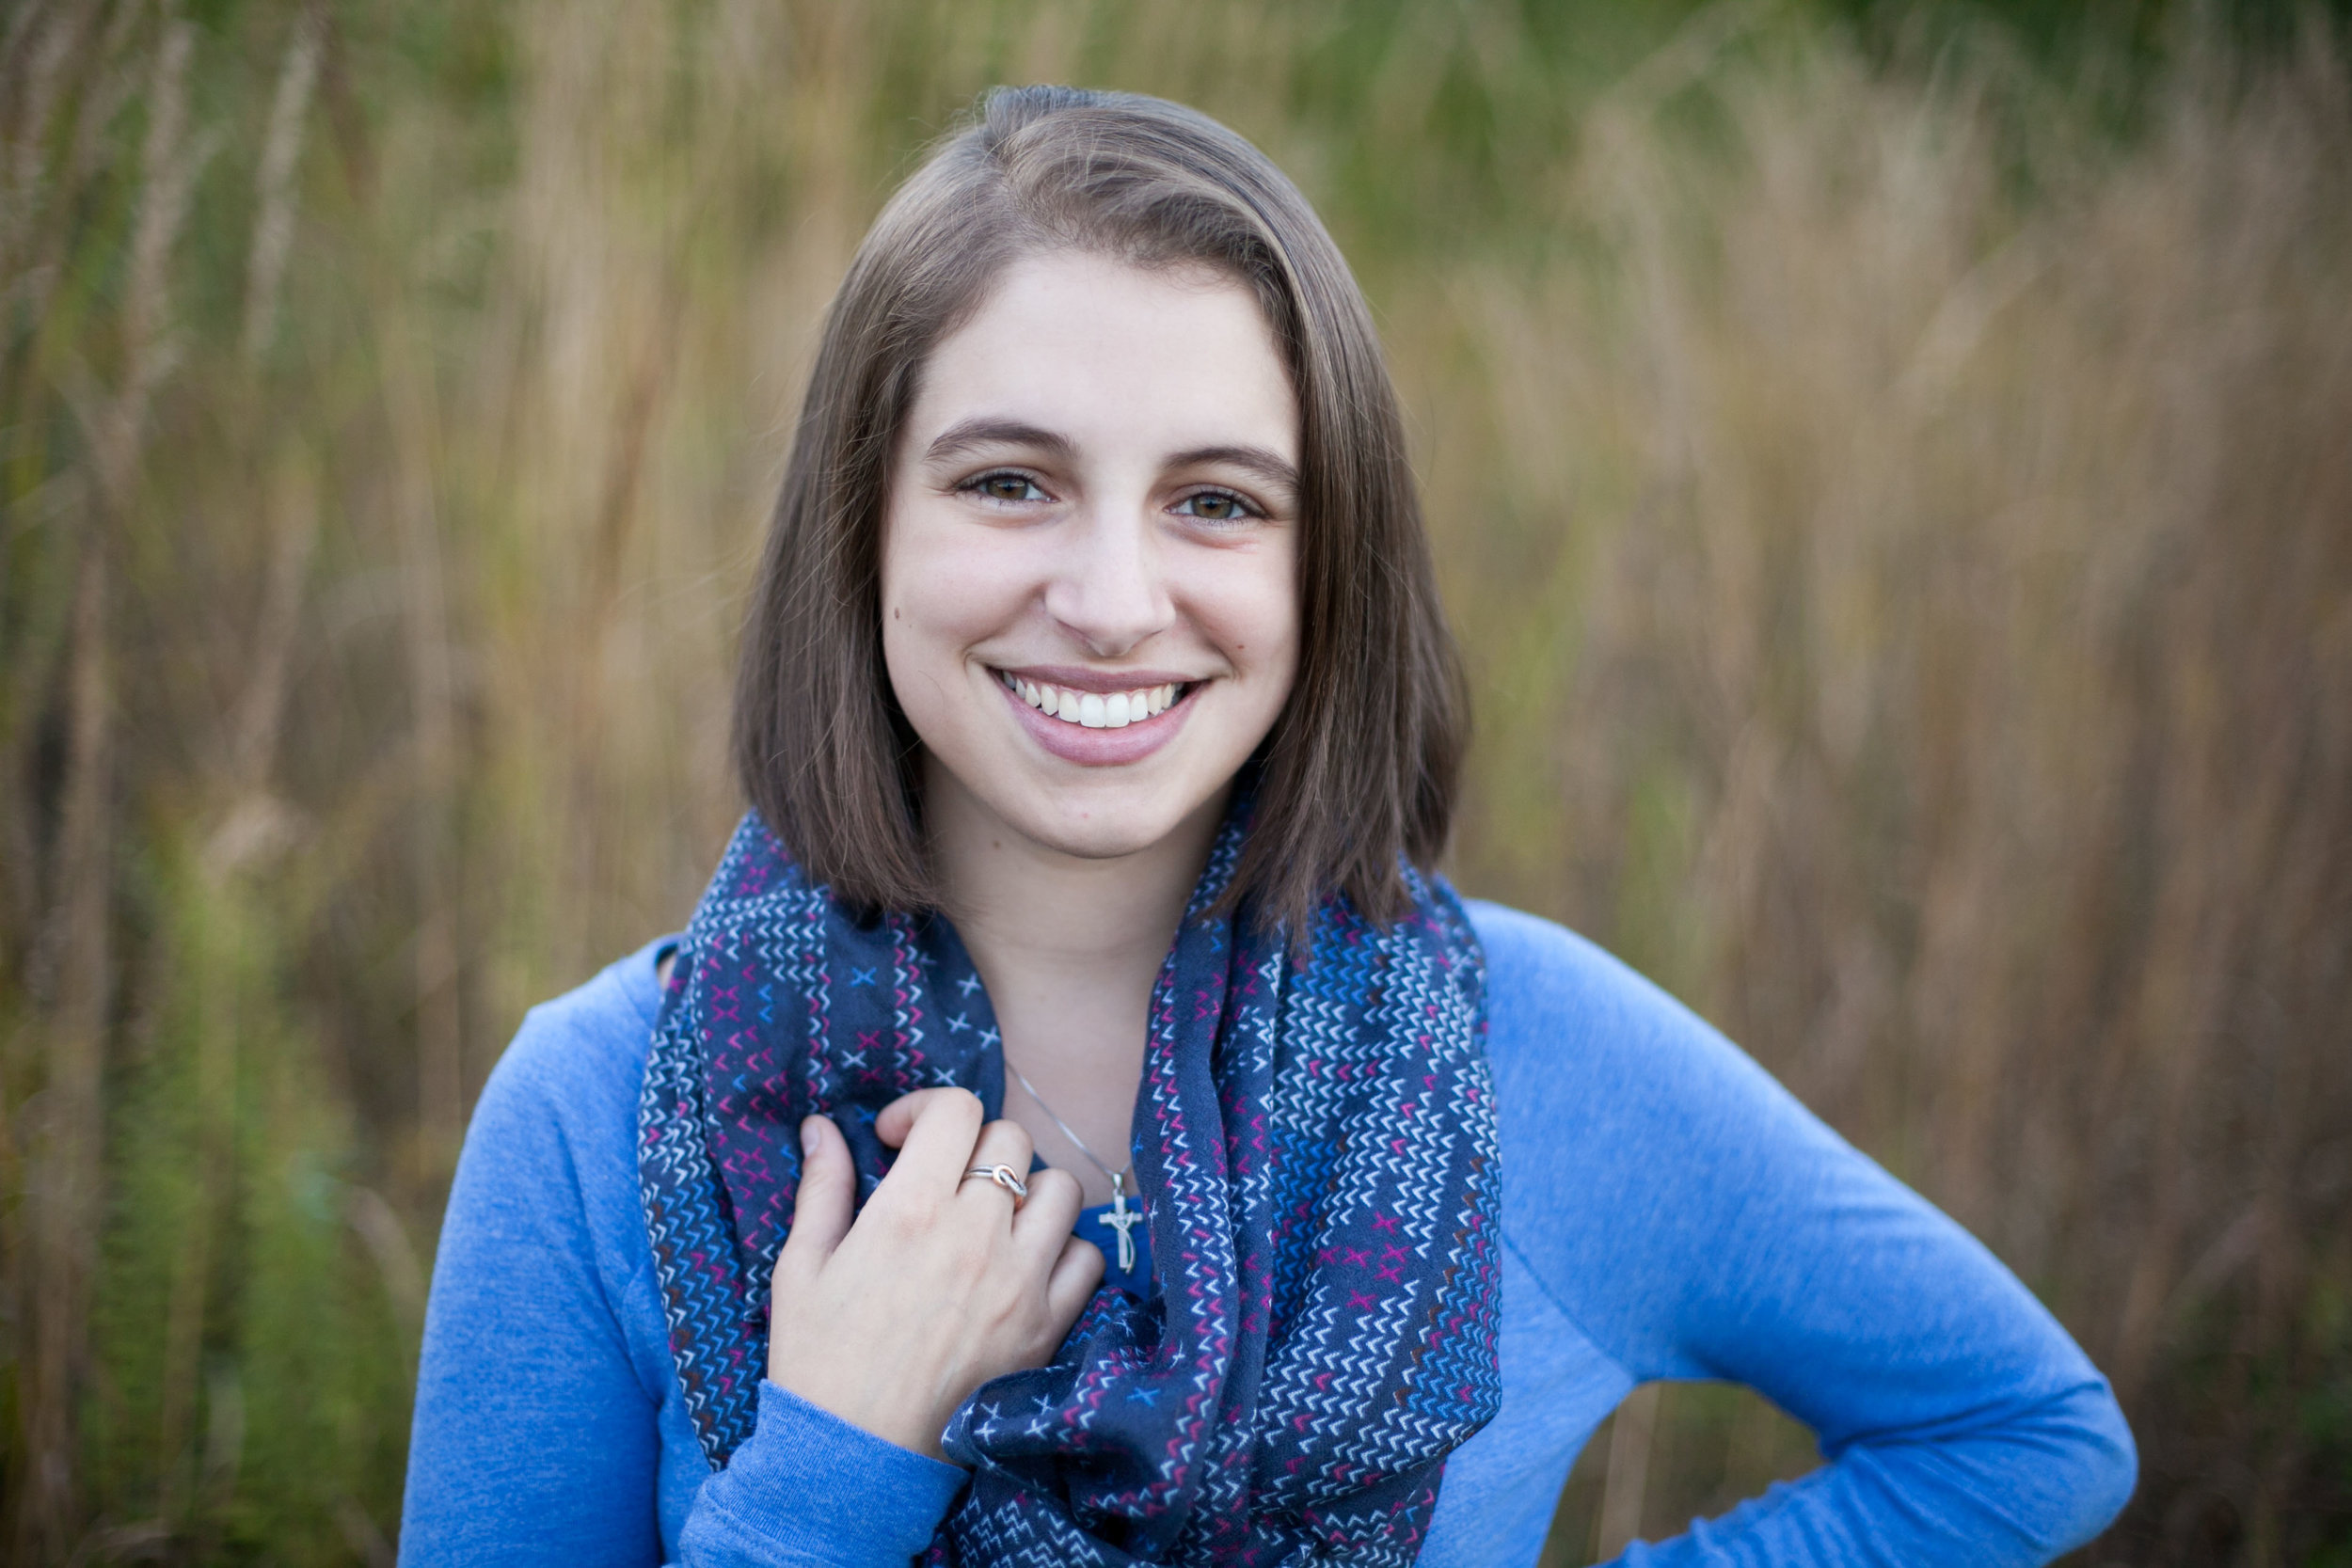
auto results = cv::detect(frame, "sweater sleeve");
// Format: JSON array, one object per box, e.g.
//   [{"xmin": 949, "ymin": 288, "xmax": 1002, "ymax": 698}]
[
  {"xmin": 678, "ymin": 1382, "xmax": 967, "ymax": 1566},
  {"xmin": 397, "ymin": 968, "xmax": 965, "ymax": 1567},
  {"xmin": 1470, "ymin": 904, "xmax": 2137, "ymax": 1566}
]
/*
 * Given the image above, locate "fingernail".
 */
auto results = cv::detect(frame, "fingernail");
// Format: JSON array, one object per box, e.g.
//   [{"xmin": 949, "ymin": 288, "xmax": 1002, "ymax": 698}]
[{"xmin": 801, "ymin": 1117, "xmax": 820, "ymax": 1157}]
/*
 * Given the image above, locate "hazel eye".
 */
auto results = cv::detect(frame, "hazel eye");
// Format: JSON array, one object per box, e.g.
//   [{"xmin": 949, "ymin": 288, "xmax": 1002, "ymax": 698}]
[
  {"xmin": 965, "ymin": 471, "xmax": 1048, "ymax": 504},
  {"xmin": 1173, "ymin": 489, "xmax": 1257, "ymax": 523}
]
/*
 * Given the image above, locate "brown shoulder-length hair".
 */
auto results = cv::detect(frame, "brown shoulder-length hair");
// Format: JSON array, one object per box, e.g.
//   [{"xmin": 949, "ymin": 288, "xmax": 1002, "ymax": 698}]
[{"xmin": 733, "ymin": 85, "xmax": 1468, "ymax": 931}]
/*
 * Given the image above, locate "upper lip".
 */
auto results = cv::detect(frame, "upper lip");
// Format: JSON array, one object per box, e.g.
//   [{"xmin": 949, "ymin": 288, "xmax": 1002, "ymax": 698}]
[{"xmin": 990, "ymin": 664, "xmax": 1202, "ymax": 695}]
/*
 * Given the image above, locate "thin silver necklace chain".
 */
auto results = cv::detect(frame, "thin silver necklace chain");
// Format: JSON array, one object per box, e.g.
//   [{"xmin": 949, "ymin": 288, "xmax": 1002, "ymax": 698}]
[
  {"xmin": 1003, "ymin": 1058, "xmax": 1133, "ymax": 1186},
  {"xmin": 1004, "ymin": 1058, "xmax": 1143, "ymax": 1273}
]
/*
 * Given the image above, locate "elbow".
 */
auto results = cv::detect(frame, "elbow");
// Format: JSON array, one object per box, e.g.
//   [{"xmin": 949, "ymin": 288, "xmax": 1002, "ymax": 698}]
[
  {"xmin": 2026, "ymin": 1375, "xmax": 2137, "ymax": 1556},
  {"xmin": 2067, "ymin": 1380, "xmax": 2138, "ymax": 1547},
  {"xmin": 1902, "ymin": 1372, "xmax": 2139, "ymax": 1560}
]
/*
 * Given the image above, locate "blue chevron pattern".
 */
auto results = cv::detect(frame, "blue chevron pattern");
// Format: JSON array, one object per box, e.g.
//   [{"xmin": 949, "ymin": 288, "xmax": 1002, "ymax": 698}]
[{"xmin": 640, "ymin": 802, "xmax": 1500, "ymax": 1563}]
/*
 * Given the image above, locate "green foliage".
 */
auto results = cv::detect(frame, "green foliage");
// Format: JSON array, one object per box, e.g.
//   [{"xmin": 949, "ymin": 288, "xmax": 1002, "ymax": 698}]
[{"xmin": 84, "ymin": 841, "xmax": 413, "ymax": 1560}]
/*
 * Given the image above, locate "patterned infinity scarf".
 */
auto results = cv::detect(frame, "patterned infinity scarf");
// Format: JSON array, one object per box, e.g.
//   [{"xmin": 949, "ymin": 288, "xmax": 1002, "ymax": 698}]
[{"xmin": 640, "ymin": 803, "xmax": 1502, "ymax": 1564}]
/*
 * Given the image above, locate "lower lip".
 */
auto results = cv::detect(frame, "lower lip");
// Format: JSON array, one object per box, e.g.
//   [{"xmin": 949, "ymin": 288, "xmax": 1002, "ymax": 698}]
[{"xmin": 995, "ymin": 675, "xmax": 1198, "ymax": 767}]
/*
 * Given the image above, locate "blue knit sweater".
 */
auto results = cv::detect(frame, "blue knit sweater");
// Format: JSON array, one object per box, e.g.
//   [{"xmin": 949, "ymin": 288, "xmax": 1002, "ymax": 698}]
[{"xmin": 397, "ymin": 902, "xmax": 2134, "ymax": 1565}]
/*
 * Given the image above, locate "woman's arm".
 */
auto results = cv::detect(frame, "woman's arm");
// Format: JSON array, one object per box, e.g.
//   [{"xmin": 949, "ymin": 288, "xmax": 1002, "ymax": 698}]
[
  {"xmin": 397, "ymin": 965, "xmax": 966, "ymax": 1567},
  {"xmin": 1469, "ymin": 903, "xmax": 2136, "ymax": 1566}
]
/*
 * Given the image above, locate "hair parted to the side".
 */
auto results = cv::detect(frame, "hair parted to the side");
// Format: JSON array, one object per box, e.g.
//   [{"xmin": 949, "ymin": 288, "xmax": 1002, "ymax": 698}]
[{"xmin": 732, "ymin": 85, "xmax": 1469, "ymax": 932}]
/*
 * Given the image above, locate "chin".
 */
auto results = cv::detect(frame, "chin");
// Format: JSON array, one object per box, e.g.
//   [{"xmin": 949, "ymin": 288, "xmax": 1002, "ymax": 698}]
[{"xmin": 1004, "ymin": 786, "xmax": 1201, "ymax": 862}]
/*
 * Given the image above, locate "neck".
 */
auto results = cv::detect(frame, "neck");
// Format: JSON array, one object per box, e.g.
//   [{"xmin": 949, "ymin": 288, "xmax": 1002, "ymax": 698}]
[{"xmin": 923, "ymin": 761, "xmax": 1224, "ymax": 1013}]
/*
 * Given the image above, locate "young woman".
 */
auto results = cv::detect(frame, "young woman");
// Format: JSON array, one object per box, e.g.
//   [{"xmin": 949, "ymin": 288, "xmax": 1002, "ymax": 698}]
[{"xmin": 398, "ymin": 87, "xmax": 2136, "ymax": 1566}]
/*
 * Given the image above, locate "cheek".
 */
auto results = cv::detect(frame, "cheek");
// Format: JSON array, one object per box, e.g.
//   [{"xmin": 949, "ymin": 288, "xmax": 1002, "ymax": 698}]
[
  {"xmin": 1219, "ymin": 545, "xmax": 1302, "ymax": 689},
  {"xmin": 881, "ymin": 515, "xmax": 974, "ymax": 731},
  {"xmin": 879, "ymin": 514, "xmax": 1030, "ymax": 673}
]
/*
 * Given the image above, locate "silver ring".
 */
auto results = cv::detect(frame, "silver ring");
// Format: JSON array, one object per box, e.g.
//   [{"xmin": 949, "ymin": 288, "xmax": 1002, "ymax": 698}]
[{"xmin": 961, "ymin": 1164, "xmax": 1028, "ymax": 1203}]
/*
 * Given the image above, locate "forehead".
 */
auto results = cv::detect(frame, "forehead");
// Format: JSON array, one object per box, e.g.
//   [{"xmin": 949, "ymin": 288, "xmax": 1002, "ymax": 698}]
[{"xmin": 905, "ymin": 250, "xmax": 1299, "ymax": 460}]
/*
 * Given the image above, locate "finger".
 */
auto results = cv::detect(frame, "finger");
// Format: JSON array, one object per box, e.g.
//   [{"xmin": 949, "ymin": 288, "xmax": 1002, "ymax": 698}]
[
  {"xmin": 874, "ymin": 1086, "xmax": 985, "ymax": 1189},
  {"xmin": 1044, "ymin": 1232, "xmax": 1107, "ymax": 1326},
  {"xmin": 957, "ymin": 1119, "xmax": 1037, "ymax": 1215},
  {"xmin": 874, "ymin": 1085, "xmax": 980, "ymax": 1147},
  {"xmin": 775, "ymin": 1115, "xmax": 853, "ymax": 1280},
  {"xmin": 1010, "ymin": 1166, "xmax": 1086, "ymax": 1260}
]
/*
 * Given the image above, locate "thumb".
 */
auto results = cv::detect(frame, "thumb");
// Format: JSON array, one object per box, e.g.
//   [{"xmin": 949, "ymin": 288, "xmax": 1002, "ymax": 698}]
[{"xmin": 777, "ymin": 1114, "xmax": 854, "ymax": 1278}]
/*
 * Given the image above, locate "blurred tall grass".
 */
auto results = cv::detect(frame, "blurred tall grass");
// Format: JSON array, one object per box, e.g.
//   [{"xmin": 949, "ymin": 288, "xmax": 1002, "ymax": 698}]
[{"xmin": 4, "ymin": 1, "xmax": 2347, "ymax": 1561}]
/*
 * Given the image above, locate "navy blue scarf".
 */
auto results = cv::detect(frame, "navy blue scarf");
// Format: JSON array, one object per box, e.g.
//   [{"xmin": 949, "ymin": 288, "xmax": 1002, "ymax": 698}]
[{"xmin": 640, "ymin": 805, "xmax": 1502, "ymax": 1564}]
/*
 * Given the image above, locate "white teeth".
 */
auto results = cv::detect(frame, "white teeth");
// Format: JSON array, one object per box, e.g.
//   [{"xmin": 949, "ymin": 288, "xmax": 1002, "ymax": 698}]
[{"xmin": 1001, "ymin": 673, "xmax": 1191, "ymax": 727}]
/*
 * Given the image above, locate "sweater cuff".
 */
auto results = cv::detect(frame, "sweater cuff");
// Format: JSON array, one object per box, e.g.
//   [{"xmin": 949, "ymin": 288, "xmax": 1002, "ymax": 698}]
[{"xmin": 677, "ymin": 1380, "xmax": 969, "ymax": 1566}]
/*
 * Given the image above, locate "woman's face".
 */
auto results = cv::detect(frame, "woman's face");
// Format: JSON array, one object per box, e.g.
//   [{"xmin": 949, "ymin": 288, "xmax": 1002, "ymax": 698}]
[{"xmin": 880, "ymin": 249, "xmax": 1301, "ymax": 866}]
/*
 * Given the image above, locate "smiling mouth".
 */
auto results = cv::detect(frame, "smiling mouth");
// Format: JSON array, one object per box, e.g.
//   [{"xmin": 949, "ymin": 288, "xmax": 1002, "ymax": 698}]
[{"xmin": 993, "ymin": 669, "xmax": 1194, "ymax": 730}]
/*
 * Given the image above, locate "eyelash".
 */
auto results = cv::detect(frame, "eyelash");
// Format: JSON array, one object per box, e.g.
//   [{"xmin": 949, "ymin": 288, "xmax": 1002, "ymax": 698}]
[
  {"xmin": 1171, "ymin": 487, "xmax": 1261, "ymax": 525},
  {"xmin": 957, "ymin": 469, "xmax": 1263, "ymax": 524},
  {"xmin": 960, "ymin": 470, "xmax": 1051, "ymax": 505}
]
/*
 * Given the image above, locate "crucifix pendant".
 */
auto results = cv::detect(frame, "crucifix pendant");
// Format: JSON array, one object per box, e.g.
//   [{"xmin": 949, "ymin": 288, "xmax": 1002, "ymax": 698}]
[{"xmin": 1098, "ymin": 1170, "xmax": 1141, "ymax": 1275}]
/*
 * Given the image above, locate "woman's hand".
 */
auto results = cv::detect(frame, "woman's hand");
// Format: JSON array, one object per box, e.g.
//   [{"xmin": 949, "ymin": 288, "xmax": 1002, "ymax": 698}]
[{"xmin": 766, "ymin": 1086, "xmax": 1105, "ymax": 1462}]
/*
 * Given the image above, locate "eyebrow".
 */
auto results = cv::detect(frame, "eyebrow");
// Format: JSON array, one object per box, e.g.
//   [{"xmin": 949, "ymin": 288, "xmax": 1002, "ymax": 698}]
[
  {"xmin": 1166, "ymin": 444, "xmax": 1301, "ymax": 498},
  {"xmin": 921, "ymin": 418, "xmax": 1077, "ymax": 467},
  {"xmin": 919, "ymin": 419, "xmax": 1301, "ymax": 499}
]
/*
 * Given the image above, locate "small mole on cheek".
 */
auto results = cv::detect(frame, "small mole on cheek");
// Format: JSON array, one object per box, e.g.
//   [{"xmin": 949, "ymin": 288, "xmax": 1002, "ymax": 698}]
[{"xmin": 892, "ymin": 607, "xmax": 900, "ymax": 620}]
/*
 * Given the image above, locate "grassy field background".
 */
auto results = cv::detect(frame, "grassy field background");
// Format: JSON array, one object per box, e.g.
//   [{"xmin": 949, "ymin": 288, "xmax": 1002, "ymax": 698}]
[{"xmin": 4, "ymin": 0, "xmax": 2349, "ymax": 1561}]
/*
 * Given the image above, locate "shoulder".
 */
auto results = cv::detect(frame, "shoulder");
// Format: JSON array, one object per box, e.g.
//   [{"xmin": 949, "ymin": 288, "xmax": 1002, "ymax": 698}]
[
  {"xmin": 1462, "ymin": 899, "xmax": 1674, "ymax": 1041},
  {"xmin": 1463, "ymin": 898, "xmax": 1804, "ymax": 1144},
  {"xmin": 451, "ymin": 938, "xmax": 674, "ymax": 1258},
  {"xmin": 475, "ymin": 938, "xmax": 671, "ymax": 1141},
  {"xmin": 1460, "ymin": 900, "xmax": 1878, "ymax": 1362}
]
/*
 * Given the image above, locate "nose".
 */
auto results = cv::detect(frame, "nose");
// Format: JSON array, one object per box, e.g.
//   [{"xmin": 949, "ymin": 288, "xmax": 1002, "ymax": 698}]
[{"xmin": 1041, "ymin": 500, "xmax": 1173, "ymax": 658}]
